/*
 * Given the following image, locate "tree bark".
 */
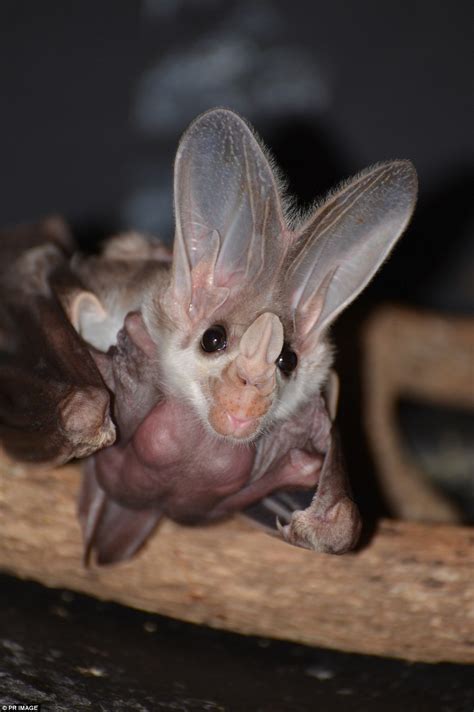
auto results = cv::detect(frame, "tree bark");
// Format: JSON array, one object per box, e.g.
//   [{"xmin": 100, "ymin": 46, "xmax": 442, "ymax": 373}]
[{"xmin": 0, "ymin": 452, "xmax": 473, "ymax": 663}]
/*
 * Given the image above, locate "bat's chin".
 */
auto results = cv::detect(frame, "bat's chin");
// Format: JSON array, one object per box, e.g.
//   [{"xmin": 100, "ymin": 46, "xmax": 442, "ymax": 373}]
[
  {"xmin": 226, "ymin": 412, "xmax": 260, "ymax": 438},
  {"xmin": 209, "ymin": 410, "xmax": 263, "ymax": 441}
]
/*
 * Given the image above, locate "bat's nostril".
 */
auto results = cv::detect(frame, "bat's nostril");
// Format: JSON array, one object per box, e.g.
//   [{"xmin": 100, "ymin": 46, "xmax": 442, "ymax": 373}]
[{"xmin": 238, "ymin": 371, "xmax": 261, "ymax": 389}]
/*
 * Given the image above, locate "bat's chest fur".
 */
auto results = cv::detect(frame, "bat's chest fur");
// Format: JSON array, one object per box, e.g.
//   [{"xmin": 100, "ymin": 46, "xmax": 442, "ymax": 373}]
[{"xmin": 93, "ymin": 396, "xmax": 256, "ymax": 522}]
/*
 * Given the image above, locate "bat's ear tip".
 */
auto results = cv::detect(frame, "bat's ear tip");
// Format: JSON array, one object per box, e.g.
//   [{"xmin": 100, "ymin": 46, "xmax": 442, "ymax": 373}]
[
  {"xmin": 397, "ymin": 157, "xmax": 418, "ymax": 185},
  {"xmin": 396, "ymin": 157, "xmax": 417, "ymax": 173},
  {"xmin": 179, "ymin": 107, "xmax": 251, "ymax": 149},
  {"xmin": 192, "ymin": 106, "xmax": 245, "ymax": 123},
  {"xmin": 382, "ymin": 158, "xmax": 418, "ymax": 199}
]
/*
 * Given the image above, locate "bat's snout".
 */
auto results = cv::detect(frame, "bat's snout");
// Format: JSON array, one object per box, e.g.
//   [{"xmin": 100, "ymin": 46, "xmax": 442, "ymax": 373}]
[{"xmin": 208, "ymin": 312, "xmax": 283, "ymax": 439}]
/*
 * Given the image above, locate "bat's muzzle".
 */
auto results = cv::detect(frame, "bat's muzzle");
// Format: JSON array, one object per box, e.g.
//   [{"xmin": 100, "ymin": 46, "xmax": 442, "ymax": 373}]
[{"xmin": 209, "ymin": 312, "xmax": 284, "ymax": 439}]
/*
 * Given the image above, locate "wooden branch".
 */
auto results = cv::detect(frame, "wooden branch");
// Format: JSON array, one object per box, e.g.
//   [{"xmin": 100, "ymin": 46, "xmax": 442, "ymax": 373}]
[
  {"xmin": 363, "ymin": 306, "xmax": 474, "ymax": 523},
  {"xmin": 1, "ymin": 452, "xmax": 473, "ymax": 664}
]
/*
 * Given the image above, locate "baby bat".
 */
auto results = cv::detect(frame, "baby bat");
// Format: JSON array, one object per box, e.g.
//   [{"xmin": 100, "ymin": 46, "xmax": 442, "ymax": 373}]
[{"xmin": 0, "ymin": 109, "xmax": 417, "ymax": 565}]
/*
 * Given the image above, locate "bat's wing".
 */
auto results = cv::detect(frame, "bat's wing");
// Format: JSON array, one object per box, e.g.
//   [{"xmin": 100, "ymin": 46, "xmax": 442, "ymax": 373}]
[
  {"xmin": 0, "ymin": 218, "xmax": 115, "ymax": 464},
  {"xmin": 242, "ymin": 371, "xmax": 361, "ymax": 553},
  {"xmin": 243, "ymin": 372, "xmax": 339, "ymax": 532},
  {"xmin": 79, "ymin": 458, "xmax": 162, "ymax": 565}
]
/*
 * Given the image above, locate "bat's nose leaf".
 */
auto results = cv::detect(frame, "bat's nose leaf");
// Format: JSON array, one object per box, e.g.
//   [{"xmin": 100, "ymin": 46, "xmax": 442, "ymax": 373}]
[{"xmin": 237, "ymin": 312, "xmax": 284, "ymax": 386}]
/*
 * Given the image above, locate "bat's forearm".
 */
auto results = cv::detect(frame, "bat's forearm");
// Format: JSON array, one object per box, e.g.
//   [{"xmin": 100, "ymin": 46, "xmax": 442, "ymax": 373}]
[{"xmin": 209, "ymin": 448, "xmax": 322, "ymax": 519}]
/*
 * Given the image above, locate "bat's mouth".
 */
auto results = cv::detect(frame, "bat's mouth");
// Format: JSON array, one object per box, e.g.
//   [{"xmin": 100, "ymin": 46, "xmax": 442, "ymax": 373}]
[
  {"xmin": 208, "ymin": 405, "xmax": 264, "ymax": 440},
  {"xmin": 224, "ymin": 411, "xmax": 260, "ymax": 438}
]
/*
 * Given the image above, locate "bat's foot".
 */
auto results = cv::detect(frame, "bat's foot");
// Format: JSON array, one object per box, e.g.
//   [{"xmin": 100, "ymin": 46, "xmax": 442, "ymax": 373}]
[{"xmin": 277, "ymin": 496, "xmax": 362, "ymax": 554}]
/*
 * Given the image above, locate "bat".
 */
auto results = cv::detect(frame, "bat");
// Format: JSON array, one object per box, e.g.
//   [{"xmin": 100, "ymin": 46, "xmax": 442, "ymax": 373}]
[
  {"xmin": 0, "ymin": 217, "xmax": 114, "ymax": 464},
  {"xmin": 0, "ymin": 109, "xmax": 417, "ymax": 565}
]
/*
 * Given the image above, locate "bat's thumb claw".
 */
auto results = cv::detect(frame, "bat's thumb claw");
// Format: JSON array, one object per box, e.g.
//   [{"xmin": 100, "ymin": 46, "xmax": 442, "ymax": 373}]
[{"xmin": 276, "ymin": 516, "xmax": 289, "ymax": 540}]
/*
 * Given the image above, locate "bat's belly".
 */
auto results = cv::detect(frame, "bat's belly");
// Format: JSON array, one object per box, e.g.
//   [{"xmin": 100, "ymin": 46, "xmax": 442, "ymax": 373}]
[{"xmin": 94, "ymin": 397, "xmax": 256, "ymax": 521}]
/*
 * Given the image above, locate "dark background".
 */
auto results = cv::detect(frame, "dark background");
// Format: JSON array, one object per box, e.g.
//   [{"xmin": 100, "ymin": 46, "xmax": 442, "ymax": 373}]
[
  {"xmin": 0, "ymin": 3, "xmax": 472, "ymax": 709},
  {"xmin": 0, "ymin": 0, "xmax": 472, "ymax": 315}
]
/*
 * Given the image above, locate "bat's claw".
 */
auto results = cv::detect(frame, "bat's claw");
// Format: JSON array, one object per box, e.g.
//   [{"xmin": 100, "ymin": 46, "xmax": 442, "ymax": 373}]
[
  {"xmin": 278, "ymin": 497, "xmax": 362, "ymax": 554},
  {"xmin": 275, "ymin": 516, "xmax": 290, "ymax": 538}
]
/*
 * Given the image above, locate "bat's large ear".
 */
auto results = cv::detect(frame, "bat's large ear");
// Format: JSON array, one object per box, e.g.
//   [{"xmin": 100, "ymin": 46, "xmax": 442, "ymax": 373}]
[
  {"xmin": 169, "ymin": 108, "xmax": 286, "ymax": 324},
  {"xmin": 68, "ymin": 291, "xmax": 115, "ymax": 352},
  {"xmin": 286, "ymin": 160, "xmax": 418, "ymax": 349}
]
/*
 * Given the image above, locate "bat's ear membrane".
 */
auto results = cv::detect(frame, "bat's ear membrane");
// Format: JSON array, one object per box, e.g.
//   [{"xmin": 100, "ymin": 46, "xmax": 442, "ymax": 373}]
[
  {"xmin": 169, "ymin": 108, "xmax": 287, "ymax": 324},
  {"xmin": 286, "ymin": 160, "xmax": 418, "ymax": 350},
  {"xmin": 69, "ymin": 291, "xmax": 108, "ymax": 349},
  {"xmin": 70, "ymin": 291, "xmax": 106, "ymax": 331}
]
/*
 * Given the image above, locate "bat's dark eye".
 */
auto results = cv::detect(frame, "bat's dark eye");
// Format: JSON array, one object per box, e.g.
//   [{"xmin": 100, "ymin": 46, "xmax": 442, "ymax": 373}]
[
  {"xmin": 276, "ymin": 342, "xmax": 298, "ymax": 376},
  {"xmin": 201, "ymin": 325, "xmax": 227, "ymax": 353}
]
